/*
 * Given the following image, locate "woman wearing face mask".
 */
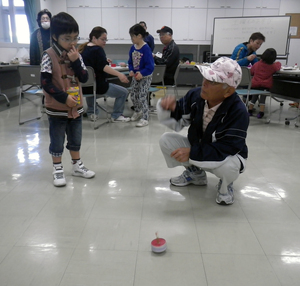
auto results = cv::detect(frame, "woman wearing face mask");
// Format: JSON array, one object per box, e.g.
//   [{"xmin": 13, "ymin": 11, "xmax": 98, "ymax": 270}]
[{"xmin": 29, "ymin": 9, "xmax": 52, "ymax": 65}]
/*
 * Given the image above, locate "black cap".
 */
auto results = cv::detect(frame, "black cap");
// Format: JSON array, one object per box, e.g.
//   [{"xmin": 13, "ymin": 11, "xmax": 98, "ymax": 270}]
[{"xmin": 156, "ymin": 26, "xmax": 173, "ymax": 35}]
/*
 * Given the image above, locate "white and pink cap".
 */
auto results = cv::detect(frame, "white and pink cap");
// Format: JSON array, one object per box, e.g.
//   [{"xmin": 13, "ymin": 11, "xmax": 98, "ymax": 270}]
[{"xmin": 196, "ymin": 57, "xmax": 242, "ymax": 88}]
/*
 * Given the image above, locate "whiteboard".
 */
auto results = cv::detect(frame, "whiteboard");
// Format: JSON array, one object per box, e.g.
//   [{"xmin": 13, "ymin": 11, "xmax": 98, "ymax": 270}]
[{"xmin": 212, "ymin": 16, "xmax": 291, "ymax": 56}]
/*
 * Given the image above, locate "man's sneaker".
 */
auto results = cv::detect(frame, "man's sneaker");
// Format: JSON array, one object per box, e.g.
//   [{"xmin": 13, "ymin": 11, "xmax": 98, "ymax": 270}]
[
  {"xmin": 216, "ymin": 180, "xmax": 234, "ymax": 205},
  {"xmin": 72, "ymin": 161, "xmax": 95, "ymax": 178},
  {"xmin": 111, "ymin": 115, "xmax": 130, "ymax": 123},
  {"xmin": 89, "ymin": 114, "xmax": 98, "ymax": 122},
  {"xmin": 170, "ymin": 169, "xmax": 207, "ymax": 187},
  {"xmin": 131, "ymin": 111, "xmax": 142, "ymax": 121},
  {"xmin": 53, "ymin": 165, "xmax": 66, "ymax": 187},
  {"xmin": 136, "ymin": 119, "xmax": 149, "ymax": 127}
]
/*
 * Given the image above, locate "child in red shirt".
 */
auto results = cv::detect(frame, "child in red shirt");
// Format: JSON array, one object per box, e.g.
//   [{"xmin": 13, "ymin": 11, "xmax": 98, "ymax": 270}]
[{"xmin": 248, "ymin": 48, "xmax": 281, "ymax": 118}]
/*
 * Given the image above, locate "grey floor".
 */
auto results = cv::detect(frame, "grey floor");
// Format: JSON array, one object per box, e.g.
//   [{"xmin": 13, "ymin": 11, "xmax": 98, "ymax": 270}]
[{"xmin": 0, "ymin": 88, "xmax": 300, "ymax": 286}]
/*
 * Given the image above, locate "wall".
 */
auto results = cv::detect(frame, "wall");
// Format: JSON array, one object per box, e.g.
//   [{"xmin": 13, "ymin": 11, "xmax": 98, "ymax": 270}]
[{"xmin": 279, "ymin": 0, "xmax": 300, "ymax": 66}]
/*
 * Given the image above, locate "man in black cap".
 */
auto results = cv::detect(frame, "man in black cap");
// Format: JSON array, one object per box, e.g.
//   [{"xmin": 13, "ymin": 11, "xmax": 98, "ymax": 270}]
[{"xmin": 154, "ymin": 26, "xmax": 180, "ymax": 85}]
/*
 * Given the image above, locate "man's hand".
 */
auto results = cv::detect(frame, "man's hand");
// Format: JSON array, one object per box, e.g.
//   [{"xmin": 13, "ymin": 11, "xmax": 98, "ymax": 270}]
[
  {"xmin": 160, "ymin": 95, "xmax": 176, "ymax": 111},
  {"xmin": 67, "ymin": 45, "xmax": 79, "ymax": 62},
  {"xmin": 247, "ymin": 54, "xmax": 256, "ymax": 62},
  {"xmin": 171, "ymin": 147, "xmax": 190, "ymax": 162}
]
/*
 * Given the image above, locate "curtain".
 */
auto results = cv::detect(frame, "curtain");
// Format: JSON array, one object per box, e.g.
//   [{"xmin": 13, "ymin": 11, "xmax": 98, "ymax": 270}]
[{"xmin": 23, "ymin": 0, "xmax": 37, "ymax": 34}]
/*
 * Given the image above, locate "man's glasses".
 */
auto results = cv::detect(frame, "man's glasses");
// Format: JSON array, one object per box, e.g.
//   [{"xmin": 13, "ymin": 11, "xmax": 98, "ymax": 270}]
[
  {"xmin": 159, "ymin": 33, "xmax": 171, "ymax": 37},
  {"xmin": 59, "ymin": 37, "xmax": 80, "ymax": 43}
]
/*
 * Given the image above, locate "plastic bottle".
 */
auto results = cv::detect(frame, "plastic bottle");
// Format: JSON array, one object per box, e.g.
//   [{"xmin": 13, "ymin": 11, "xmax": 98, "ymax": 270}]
[{"xmin": 294, "ymin": 63, "xmax": 298, "ymax": 69}]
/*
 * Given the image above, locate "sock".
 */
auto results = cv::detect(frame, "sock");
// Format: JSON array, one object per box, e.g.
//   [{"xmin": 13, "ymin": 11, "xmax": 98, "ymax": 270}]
[
  {"xmin": 72, "ymin": 159, "xmax": 80, "ymax": 164},
  {"xmin": 53, "ymin": 162, "xmax": 63, "ymax": 170}
]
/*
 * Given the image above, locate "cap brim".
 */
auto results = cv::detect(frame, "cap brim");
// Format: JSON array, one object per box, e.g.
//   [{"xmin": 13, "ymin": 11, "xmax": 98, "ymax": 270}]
[
  {"xmin": 196, "ymin": 65, "xmax": 215, "ymax": 83},
  {"xmin": 156, "ymin": 30, "xmax": 161, "ymax": 33}
]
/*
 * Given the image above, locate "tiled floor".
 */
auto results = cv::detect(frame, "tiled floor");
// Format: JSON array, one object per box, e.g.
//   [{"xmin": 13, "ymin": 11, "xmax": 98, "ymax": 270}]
[{"xmin": 0, "ymin": 89, "xmax": 300, "ymax": 286}]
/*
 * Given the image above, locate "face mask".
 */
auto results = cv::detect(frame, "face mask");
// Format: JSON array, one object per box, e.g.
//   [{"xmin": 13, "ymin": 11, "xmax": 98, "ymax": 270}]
[{"xmin": 41, "ymin": 22, "xmax": 50, "ymax": 30}]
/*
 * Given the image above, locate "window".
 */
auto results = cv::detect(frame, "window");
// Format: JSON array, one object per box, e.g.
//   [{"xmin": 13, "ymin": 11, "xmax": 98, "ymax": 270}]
[{"xmin": 0, "ymin": 0, "xmax": 30, "ymax": 44}]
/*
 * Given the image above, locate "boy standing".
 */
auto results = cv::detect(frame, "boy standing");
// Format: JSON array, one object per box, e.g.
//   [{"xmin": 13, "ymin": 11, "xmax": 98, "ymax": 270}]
[{"xmin": 41, "ymin": 12, "xmax": 95, "ymax": 187}]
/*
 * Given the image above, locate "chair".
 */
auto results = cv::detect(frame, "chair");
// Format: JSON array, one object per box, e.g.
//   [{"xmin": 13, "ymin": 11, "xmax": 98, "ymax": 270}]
[
  {"xmin": 148, "ymin": 65, "xmax": 166, "ymax": 111},
  {"xmin": 172, "ymin": 64, "xmax": 203, "ymax": 97},
  {"xmin": 0, "ymin": 88, "xmax": 10, "ymax": 107},
  {"xmin": 236, "ymin": 67, "xmax": 271, "ymax": 115},
  {"xmin": 81, "ymin": 66, "xmax": 110, "ymax": 129},
  {"xmin": 18, "ymin": 65, "xmax": 44, "ymax": 125}
]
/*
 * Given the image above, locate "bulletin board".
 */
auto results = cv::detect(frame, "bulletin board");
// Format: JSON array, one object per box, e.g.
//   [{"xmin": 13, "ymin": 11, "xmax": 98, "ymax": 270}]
[
  {"xmin": 286, "ymin": 13, "xmax": 300, "ymax": 39},
  {"xmin": 212, "ymin": 16, "xmax": 291, "ymax": 56}
]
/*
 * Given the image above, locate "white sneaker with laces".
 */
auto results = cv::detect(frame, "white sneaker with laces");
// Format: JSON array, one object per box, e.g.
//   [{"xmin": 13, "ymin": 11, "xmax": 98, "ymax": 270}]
[
  {"xmin": 111, "ymin": 115, "xmax": 130, "ymax": 123},
  {"xmin": 53, "ymin": 165, "xmax": 66, "ymax": 187},
  {"xmin": 136, "ymin": 119, "xmax": 149, "ymax": 127},
  {"xmin": 131, "ymin": 111, "xmax": 142, "ymax": 121},
  {"xmin": 89, "ymin": 114, "xmax": 98, "ymax": 122},
  {"xmin": 170, "ymin": 169, "xmax": 207, "ymax": 187},
  {"xmin": 72, "ymin": 161, "xmax": 95, "ymax": 178},
  {"xmin": 215, "ymin": 180, "xmax": 234, "ymax": 205}
]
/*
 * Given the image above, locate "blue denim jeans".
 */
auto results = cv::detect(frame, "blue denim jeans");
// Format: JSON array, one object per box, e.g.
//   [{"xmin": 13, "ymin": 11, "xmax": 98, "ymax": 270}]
[
  {"xmin": 86, "ymin": 83, "xmax": 128, "ymax": 119},
  {"xmin": 48, "ymin": 115, "xmax": 82, "ymax": 157}
]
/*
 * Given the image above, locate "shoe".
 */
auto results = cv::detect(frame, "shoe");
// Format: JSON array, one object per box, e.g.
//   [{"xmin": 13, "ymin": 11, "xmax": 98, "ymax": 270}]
[
  {"xmin": 136, "ymin": 119, "xmax": 149, "ymax": 127},
  {"xmin": 89, "ymin": 114, "xmax": 98, "ymax": 122},
  {"xmin": 111, "ymin": 115, "xmax": 130, "ymax": 123},
  {"xmin": 289, "ymin": 102, "xmax": 299, "ymax": 108},
  {"xmin": 248, "ymin": 110, "xmax": 253, "ymax": 116},
  {"xmin": 216, "ymin": 180, "xmax": 234, "ymax": 205},
  {"xmin": 53, "ymin": 165, "xmax": 66, "ymax": 187},
  {"xmin": 170, "ymin": 169, "xmax": 207, "ymax": 187},
  {"xmin": 131, "ymin": 111, "xmax": 142, "ymax": 121},
  {"xmin": 257, "ymin": 112, "xmax": 264, "ymax": 119},
  {"xmin": 72, "ymin": 160, "xmax": 95, "ymax": 178}
]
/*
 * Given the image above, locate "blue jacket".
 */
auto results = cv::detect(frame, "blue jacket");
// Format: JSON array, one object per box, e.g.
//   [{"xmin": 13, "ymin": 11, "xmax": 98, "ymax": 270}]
[
  {"xmin": 157, "ymin": 87, "xmax": 249, "ymax": 164},
  {"xmin": 231, "ymin": 42, "xmax": 259, "ymax": 66},
  {"xmin": 128, "ymin": 43, "xmax": 154, "ymax": 76}
]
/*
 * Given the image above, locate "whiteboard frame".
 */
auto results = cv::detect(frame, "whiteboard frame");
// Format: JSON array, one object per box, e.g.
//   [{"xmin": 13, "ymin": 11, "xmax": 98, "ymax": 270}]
[{"xmin": 212, "ymin": 16, "xmax": 291, "ymax": 56}]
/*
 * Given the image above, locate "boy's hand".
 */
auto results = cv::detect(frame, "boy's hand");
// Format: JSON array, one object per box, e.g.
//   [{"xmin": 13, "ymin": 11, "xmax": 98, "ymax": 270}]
[
  {"xmin": 67, "ymin": 45, "xmax": 79, "ymax": 62},
  {"xmin": 66, "ymin": 94, "xmax": 78, "ymax": 107}
]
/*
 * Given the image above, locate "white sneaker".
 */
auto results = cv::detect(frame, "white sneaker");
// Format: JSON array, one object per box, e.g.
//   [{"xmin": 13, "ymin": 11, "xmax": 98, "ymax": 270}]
[
  {"xmin": 53, "ymin": 165, "xmax": 66, "ymax": 187},
  {"xmin": 89, "ymin": 114, "xmax": 98, "ymax": 122},
  {"xmin": 170, "ymin": 169, "xmax": 207, "ymax": 187},
  {"xmin": 131, "ymin": 111, "xmax": 142, "ymax": 121},
  {"xmin": 136, "ymin": 119, "xmax": 149, "ymax": 127},
  {"xmin": 111, "ymin": 115, "xmax": 130, "ymax": 123},
  {"xmin": 72, "ymin": 160, "xmax": 95, "ymax": 178}
]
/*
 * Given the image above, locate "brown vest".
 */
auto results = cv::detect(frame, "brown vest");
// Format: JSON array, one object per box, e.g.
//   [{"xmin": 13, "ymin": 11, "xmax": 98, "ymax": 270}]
[{"xmin": 44, "ymin": 47, "xmax": 83, "ymax": 118}]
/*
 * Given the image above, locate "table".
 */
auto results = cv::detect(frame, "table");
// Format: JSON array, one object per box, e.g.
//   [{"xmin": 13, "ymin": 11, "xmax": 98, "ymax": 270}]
[
  {"xmin": 271, "ymin": 70, "xmax": 300, "ymax": 126},
  {"xmin": 0, "ymin": 64, "xmax": 19, "ymax": 106}
]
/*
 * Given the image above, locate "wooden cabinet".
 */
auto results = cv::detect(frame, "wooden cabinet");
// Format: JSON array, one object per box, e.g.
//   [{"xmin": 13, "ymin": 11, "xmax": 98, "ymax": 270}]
[
  {"xmin": 101, "ymin": 0, "xmax": 136, "ymax": 8},
  {"xmin": 102, "ymin": 7, "xmax": 136, "ymax": 41},
  {"xmin": 136, "ymin": 0, "xmax": 172, "ymax": 8},
  {"xmin": 243, "ymin": 0, "xmax": 280, "ymax": 16},
  {"xmin": 208, "ymin": 0, "xmax": 243, "ymax": 9},
  {"xmin": 172, "ymin": 8, "xmax": 207, "ymax": 42},
  {"xmin": 67, "ymin": 7, "xmax": 101, "ymax": 40},
  {"xmin": 206, "ymin": 7, "xmax": 243, "ymax": 40},
  {"xmin": 172, "ymin": 0, "xmax": 207, "ymax": 8},
  {"xmin": 66, "ymin": 0, "xmax": 101, "ymax": 8},
  {"xmin": 137, "ymin": 8, "xmax": 172, "ymax": 41}
]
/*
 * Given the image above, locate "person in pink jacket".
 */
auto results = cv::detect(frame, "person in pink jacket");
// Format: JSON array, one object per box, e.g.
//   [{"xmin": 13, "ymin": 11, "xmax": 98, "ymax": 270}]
[{"xmin": 248, "ymin": 48, "xmax": 281, "ymax": 119}]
